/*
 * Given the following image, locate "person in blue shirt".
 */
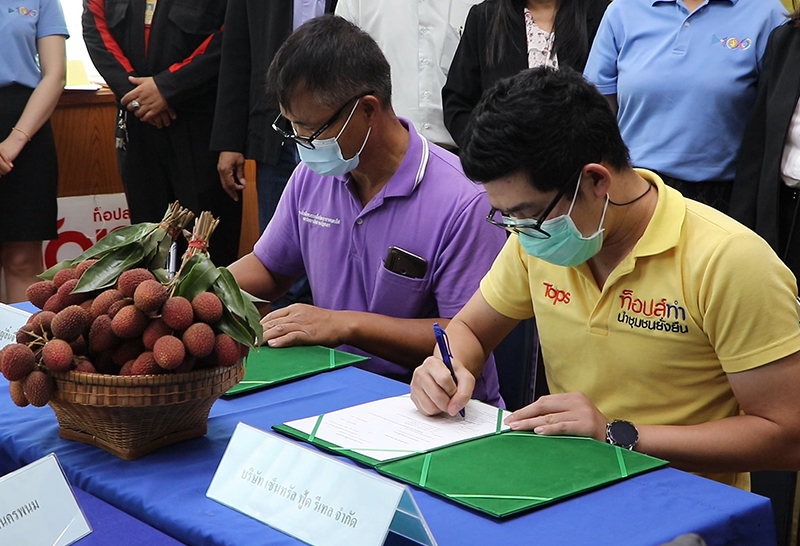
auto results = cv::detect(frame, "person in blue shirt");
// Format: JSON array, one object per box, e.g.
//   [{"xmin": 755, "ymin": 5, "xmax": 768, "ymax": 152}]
[
  {"xmin": 583, "ymin": 0, "xmax": 785, "ymax": 212},
  {"xmin": 0, "ymin": 0, "xmax": 67, "ymax": 303}
]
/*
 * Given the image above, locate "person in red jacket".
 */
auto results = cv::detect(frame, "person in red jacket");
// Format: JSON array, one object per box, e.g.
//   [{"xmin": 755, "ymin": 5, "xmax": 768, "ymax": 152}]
[{"xmin": 82, "ymin": 0, "xmax": 241, "ymax": 266}]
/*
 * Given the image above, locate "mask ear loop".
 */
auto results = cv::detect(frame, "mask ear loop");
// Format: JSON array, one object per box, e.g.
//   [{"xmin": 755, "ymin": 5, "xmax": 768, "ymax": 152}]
[
  {"xmin": 566, "ymin": 170, "xmax": 584, "ymax": 216},
  {"xmin": 567, "ymin": 170, "xmax": 610, "ymax": 233},
  {"xmin": 335, "ymin": 98, "xmax": 362, "ymax": 140}
]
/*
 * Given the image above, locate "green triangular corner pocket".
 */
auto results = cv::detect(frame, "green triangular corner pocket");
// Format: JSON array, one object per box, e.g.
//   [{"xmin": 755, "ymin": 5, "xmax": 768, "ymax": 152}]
[{"xmin": 375, "ymin": 431, "xmax": 668, "ymax": 518}]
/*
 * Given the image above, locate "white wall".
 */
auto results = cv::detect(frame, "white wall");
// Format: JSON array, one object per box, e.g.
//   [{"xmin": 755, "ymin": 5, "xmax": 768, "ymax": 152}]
[{"xmin": 61, "ymin": 0, "xmax": 102, "ymax": 80}]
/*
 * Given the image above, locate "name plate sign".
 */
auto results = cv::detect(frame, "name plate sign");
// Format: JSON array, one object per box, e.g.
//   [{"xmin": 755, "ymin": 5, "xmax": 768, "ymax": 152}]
[
  {"xmin": 0, "ymin": 302, "xmax": 31, "ymax": 350},
  {"xmin": 0, "ymin": 453, "xmax": 92, "ymax": 546},
  {"xmin": 207, "ymin": 422, "xmax": 436, "ymax": 546}
]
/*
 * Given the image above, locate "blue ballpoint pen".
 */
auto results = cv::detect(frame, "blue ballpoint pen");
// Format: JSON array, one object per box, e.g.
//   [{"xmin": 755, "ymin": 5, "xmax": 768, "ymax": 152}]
[{"xmin": 433, "ymin": 322, "xmax": 466, "ymax": 418}]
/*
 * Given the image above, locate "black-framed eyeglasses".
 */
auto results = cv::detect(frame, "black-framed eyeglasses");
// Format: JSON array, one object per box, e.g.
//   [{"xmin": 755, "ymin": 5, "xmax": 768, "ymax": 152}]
[
  {"xmin": 486, "ymin": 168, "xmax": 582, "ymax": 239},
  {"xmin": 271, "ymin": 90, "xmax": 374, "ymax": 150}
]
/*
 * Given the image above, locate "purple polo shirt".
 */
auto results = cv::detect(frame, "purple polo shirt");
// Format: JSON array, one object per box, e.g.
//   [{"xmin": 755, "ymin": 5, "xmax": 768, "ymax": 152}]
[{"xmin": 254, "ymin": 119, "xmax": 505, "ymax": 406}]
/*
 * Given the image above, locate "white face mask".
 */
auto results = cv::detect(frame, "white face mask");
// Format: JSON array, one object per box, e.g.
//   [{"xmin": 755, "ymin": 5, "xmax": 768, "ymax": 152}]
[{"xmin": 296, "ymin": 99, "xmax": 371, "ymax": 177}]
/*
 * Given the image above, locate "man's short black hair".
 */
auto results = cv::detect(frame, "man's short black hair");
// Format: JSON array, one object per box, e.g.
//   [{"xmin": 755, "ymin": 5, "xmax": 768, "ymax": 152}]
[
  {"xmin": 267, "ymin": 14, "xmax": 392, "ymax": 113},
  {"xmin": 460, "ymin": 67, "xmax": 630, "ymax": 193}
]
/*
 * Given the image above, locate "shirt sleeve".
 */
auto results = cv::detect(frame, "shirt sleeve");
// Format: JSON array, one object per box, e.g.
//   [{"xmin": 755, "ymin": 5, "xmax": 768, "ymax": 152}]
[
  {"xmin": 701, "ymin": 231, "xmax": 800, "ymax": 373},
  {"xmin": 432, "ymin": 190, "xmax": 506, "ymax": 318},
  {"xmin": 252, "ymin": 166, "xmax": 306, "ymax": 278},
  {"xmin": 37, "ymin": 0, "xmax": 69, "ymax": 38},
  {"xmin": 480, "ymin": 235, "xmax": 536, "ymax": 320},
  {"xmin": 582, "ymin": 2, "xmax": 620, "ymax": 96}
]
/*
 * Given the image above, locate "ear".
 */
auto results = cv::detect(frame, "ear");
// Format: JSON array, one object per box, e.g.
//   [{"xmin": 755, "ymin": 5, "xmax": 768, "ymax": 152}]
[
  {"xmin": 360, "ymin": 95, "xmax": 381, "ymax": 124},
  {"xmin": 582, "ymin": 163, "xmax": 613, "ymax": 198}
]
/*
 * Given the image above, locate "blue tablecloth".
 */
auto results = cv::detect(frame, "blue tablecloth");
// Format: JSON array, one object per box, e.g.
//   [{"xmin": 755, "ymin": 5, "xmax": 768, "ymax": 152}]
[{"xmin": 0, "ymin": 366, "xmax": 776, "ymax": 546}]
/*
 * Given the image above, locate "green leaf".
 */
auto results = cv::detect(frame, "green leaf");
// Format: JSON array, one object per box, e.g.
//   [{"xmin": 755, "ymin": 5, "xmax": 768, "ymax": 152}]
[
  {"xmin": 39, "ymin": 260, "xmax": 74, "ymax": 281},
  {"xmin": 216, "ymin": 307, "xmax": 257, "ymax": 347},
  {"xmin": 241, "ymin": 289, "xmax": 269, "ymax": 305},
  {"xmin": 152, "ymin": 268, "xmax": 170, "ymax": 283},
  {"xmin": 72, "ymin": 243, "xmax": 146, "ymax": 293},
  {"xmin": 148, "ymin": 236, "xmax": 175, "ymax": 272},
  {"xmin": 241, "ymin": 289, "xmax": 263, "ymax": 346},
  {"xmin": 174, "ymin": 255, "xmax": 220, "ymax": 301},
  {"xmin": 71, "ymin": 223, "xmax": 154, "ymax": 263},
  {"xmin": 213, "ymin": 267, "xmax": 248, "ymax": 319}
]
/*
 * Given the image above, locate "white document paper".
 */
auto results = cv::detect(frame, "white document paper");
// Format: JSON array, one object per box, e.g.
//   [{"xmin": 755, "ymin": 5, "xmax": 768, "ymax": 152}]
[
  {"xmin": 207, "ymin": 423, "xmax": 437, "ymax": 546},
  {"xmin": 284, "ymin": 394, "xmax": 511, "ymax": 461},
  {"xmin": 0, "ymin": 303, "xmax": 31, "ymax": 350},
  {"xmin": 0, "ymin": 453, "xmax": 92, "ymax": 546}
]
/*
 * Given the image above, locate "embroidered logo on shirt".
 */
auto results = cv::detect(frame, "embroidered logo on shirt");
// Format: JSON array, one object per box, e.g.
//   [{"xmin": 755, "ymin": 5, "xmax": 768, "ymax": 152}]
[
  {"xmin": 8, "ymin": 6, "xmax": 38, "ymax": 17},
  {"xmin": 298, "ymin": 210, "xmax": 341, "ymax": 228},
  {"xmin": 616, "ymin": 289, "xmax": 689, "ymax": 334},
  {"xmin": 543, "ymin": 282, "xmax": 570, "ymax": 305},
  {"xmin": 712, "ymin": 35, "xmax": 752, "ymax": 50}
]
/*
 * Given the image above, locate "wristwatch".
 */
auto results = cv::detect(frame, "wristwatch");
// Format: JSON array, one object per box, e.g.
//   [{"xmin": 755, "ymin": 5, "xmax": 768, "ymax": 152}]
[{"xmin": 606, "ymin": 420, "xmax": 639, "ymax": 450}]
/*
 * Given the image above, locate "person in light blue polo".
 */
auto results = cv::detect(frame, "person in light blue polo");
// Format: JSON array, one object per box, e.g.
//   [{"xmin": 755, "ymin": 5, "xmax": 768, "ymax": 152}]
[{"xmin": 583, "ymin": 0, "xmax": 785, "ymax": 212}]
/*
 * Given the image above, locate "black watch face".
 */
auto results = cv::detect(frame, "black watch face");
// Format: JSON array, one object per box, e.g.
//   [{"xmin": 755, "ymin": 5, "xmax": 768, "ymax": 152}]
[{"xmin": 610, "ymin": 421, "xmax": 638, "ymax": 446}]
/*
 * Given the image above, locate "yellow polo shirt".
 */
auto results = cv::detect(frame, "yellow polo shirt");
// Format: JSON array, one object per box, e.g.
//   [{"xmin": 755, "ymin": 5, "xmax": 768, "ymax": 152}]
[{"xmin": 480, "ymin": 170, "xmax": 800, "ymax": 489}]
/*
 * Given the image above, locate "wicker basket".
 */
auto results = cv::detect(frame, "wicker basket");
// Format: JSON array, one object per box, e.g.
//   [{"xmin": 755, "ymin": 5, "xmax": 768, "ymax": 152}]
[{"xmin": 46, "ymin": 362, "xmax": 245, "ymax": 460}]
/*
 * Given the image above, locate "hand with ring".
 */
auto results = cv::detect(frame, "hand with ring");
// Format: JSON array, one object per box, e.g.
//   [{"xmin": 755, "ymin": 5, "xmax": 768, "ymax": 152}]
[{"xmin": 130, "ymin": 100, "xmax": 141, "ymax": 111}]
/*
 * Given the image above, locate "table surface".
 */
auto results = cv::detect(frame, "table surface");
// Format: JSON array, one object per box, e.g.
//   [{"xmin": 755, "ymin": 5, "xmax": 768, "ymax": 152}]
[{"xmin": 0, "ymin": 366, "xmax": 777, "ymax": 546}]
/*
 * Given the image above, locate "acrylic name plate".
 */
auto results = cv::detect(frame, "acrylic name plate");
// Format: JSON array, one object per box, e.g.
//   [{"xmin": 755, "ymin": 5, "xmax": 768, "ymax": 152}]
[
  {"xmin": 0, "ymin": 302, "xmax": 31, "ymax": 350},
  {"xmin": 207, "ymin": 422, "xmax": 436, "ymax": 546},
  {"xmin": 0, "ymin": 453, "xmax": 92, "ymax": 546}
]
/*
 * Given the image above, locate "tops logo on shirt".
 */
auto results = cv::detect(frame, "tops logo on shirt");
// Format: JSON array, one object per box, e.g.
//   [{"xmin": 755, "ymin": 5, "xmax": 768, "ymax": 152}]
[
  {"xmin": 298, "ymin": 210, "xmax": 341, "ymax": 228},
  {"xmin": 543, "ymin": 282, "xmax": 570, "ymax": 305},
  {"xmin": 712, "ymin": 35, "xmax": 752, "ymax": 50},
  {"xmin": 8, "ymin": 6, "xmax": 38, "ymax": 17}
]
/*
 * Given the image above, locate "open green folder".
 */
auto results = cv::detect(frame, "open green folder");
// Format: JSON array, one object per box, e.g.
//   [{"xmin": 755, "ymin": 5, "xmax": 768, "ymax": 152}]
[
  {"xmin": 223, "ymin": 346, "xmax": 370, "ymax": 397},
  {"xmin": 274, "ymin": 399, "xmax": 667, "ymax": 518},
  {"xmin": 375, "ymin": 432, "xmax": 667, "ymax": 518}
]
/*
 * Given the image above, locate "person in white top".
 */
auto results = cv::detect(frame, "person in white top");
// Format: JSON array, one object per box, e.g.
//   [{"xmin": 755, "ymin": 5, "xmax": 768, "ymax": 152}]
[{"xmin": 335, "ymin": 0, "xmax": 479, "ymax": 150}]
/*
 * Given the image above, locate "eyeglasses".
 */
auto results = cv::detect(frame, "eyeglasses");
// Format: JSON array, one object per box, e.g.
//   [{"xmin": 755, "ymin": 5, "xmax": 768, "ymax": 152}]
[
  {"xmin": 271, "ymin": 90, "xmax": 374, "ymax": 150},
  {"xmin": 486, "ymin": 168, "xmax": 581, "ymax": 239}
]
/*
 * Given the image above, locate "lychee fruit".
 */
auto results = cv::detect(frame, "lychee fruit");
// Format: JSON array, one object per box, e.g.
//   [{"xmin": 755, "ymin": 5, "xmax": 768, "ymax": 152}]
[
  {"xmin": 23, "ymin": 370, "xmax": 54, "ymax": 407},
  {"xmin": 15, "ymin": 324, "xmax": 36, "ymax": 344},
  {"xmin": 74, "ymin": 357, "xmax": 96, "ymax": 374},
  {"xmin": 28, "ymin": 310, "xmax": 56, "ymax": 335},
  {"xmin": 112, "ymin": 339, "xmax": 144, "ymax": 367},
  {"xmin": 153, "ymin": 335, "xmax": 185, "ymax": 370},
  {"xmin": 142, "ymin": 319, "xmax": 171, "ymax": 350},
  {"xmin": 111, "ymin": 305, "xmax": 148, "ymax": 339},
  {"xmin": 173, "ymin": 355, "xmax": 196, "ymax": 374},
  {"xmin": 117, "ymin": 268, "xmax": 156, "ymax": 298},
  {"xmin": 42, "ymin": 339, "xmax": 74, "ymax": 372},
  {"xmin": 51, "ymin": 305, "xmax": 90, "ymax": 342},
  {"xmin": 133, "ymin": 280, "xmax": 168, "ymax": 314},
  {"xmin": 70, "ymin": 335, "xmax": 87, "ymax": 355},
  {"xmin": 215, "ymin": 333, "xmax": 240, "ymax": 367},
  {"xmin": 93, "ymin": 351, "xmax": 119, "ymax": 375},
  {"xmin": 26, "ymin": 280, "xmax": 57, "ymax": 309},
  {"xmin": 9, "ymin": 381, "xmax": 28, "ymax": 407},
  {"xmin": 75, "ymin": 259, "xmax": 99, "ymax": 276},
  {"xmin": 56, "ymin": 278, "xmax": 86, "ymax": 307},
  {"xmin": 43, "ymin": 293, "xmax": 67, "ymax": 313},
  {"xmin": 90, "ymin": 289, "xmax": 124, "ymax": 319},
  {"xmin": 161, "ymin": 297, "xmax": 193, "ymax": 330},
  {"xmin": 107, "ymin": 297, "xmax": 133, "ymax": 319},
  {"xmin": 53, "ymin": 267, "xmax": 80, "ymax": 288},
  {"xmin": 118, "ymin": 359, "xmax": 136, "ymax": 376},
  {"xmin": 192, "ymin": 292, "xmax": 223, "ymax": 324},
  {"xmin": 182, "ymin": 322, "xmax": 215, "ymax": 358},
  {"xmin": 131, "ymin": 352, "xmax": 162, "ymax": 375},
  {"xmin": 88, "ymin": 314, "xmax": 120, "ymax": 353},
  {"xmin": 1, "ymin": 343, "xmax": 36, "ymax": 381}
]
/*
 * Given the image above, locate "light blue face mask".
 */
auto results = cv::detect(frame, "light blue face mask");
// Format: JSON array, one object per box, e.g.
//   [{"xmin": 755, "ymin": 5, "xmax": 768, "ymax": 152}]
[
  {"xmin": 512, "ymin": 174, "xmax": 609, "ymax": 267},
  {"xmin": 296, "ymin": 99, "xmax": 371, "ymax": 177}
]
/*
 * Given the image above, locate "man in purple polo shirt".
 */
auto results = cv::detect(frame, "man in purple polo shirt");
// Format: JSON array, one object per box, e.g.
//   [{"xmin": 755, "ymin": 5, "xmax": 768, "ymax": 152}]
[{"xmin": 229, "ymin": 15, "xmax": 505, "ymax": 405}]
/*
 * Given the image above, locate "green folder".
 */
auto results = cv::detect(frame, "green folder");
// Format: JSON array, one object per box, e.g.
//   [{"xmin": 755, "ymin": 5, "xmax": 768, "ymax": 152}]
[
  {"xmin": 223, "ymin": 346, "xmax": 370, "ymax": 397},
  {"xmin": 375, "ymin": 432, "xmax": 667, "ymax": 518},
  {"xmin": 274, "ymin": 421, "xmax": 667, "ymax": 518}
]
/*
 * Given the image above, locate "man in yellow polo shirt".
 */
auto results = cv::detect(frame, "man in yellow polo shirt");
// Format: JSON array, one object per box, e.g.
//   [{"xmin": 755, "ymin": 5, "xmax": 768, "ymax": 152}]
[{"xmin": 410, "ymin": 67, "xmax": 800, "ymax": 488}]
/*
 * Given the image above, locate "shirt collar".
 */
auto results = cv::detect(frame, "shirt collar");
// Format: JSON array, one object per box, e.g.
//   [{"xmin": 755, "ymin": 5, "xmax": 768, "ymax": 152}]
[
  {"xmin": 631, "ymin": 169, "xmax": 685, "ymax": 258},
  {"xmin": 651, "ymin": 0, "xmax": 738, "ymax": 6},
  {"xmin": 336, "ymin": 117, "xmax": 430, "ymax": 200}
]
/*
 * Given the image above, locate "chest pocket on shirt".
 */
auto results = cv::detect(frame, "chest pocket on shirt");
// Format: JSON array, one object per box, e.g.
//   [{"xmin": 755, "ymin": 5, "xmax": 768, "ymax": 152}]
[
  {"xmin": 104, "ymin": 0, "xmax": 130, "ymax": 29},
  {"xmin": 167, "ymin": 0, "xmax": 224, "ymax": 36},
  {"xmin": 369, "ymin": 262, "xmax": 432, "ymax": 319}
]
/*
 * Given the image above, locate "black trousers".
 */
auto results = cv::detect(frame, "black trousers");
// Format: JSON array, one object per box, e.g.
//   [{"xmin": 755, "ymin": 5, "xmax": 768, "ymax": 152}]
[
  {"xmin": 116, "ymin": 110, "xmax": 242, "ymax": 266},
  {"xmin": 779, "ymin": 182, "xmax": 800, "ymax": 279}
]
